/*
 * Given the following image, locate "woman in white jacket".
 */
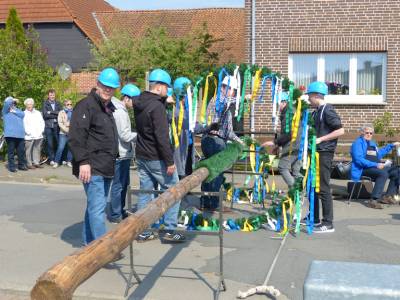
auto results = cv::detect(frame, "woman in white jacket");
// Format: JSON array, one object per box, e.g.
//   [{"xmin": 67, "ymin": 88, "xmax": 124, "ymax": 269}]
[{"xmin": 23, "ymin": 98, "xmax": 45, "ymax": 169}]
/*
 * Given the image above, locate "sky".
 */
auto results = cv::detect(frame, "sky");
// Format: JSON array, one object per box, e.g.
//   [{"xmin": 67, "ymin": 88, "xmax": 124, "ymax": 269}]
[{"xmin": 105, "ymin": 0, "xmax": 244, "ymax": 10}]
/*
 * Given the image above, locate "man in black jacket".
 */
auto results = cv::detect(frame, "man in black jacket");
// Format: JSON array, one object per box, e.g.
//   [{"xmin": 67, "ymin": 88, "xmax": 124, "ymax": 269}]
[
  {"xmin": 69, "ymin": 68, "xmax": 120, "ymax": 245},
  {"xmin": 262, "ymin": 94, "xmax": 301, "ymax": 188},
  {"xmin": 134, "ymin": 68, "xmax": 185, "ymax": 243},
  {"xmin": 42, "ymin": 89, "xmax": 62, "ymax": 165}
]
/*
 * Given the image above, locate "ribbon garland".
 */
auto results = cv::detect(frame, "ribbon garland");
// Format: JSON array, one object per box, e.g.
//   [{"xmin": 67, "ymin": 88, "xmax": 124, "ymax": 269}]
[
  {"xmin": 200, "ymin": 72, "xmax": 213, "ymax": 125},
  {"xmin": 237, "ymin": 67, "xmax": 251, "ymax": 122},
  {"xmin": 171, "ymin": 105, "xmax": 180, "ymax": 148},
  {"xmin": 215, "ymin": 68, "xmax": 230, "ymax": 118},
  {"xmin": 251, "ymin": 69, "xmax": 262, "ymax": 101},
  {"xmin": 190, "ymin": 78, "xmax": 202, "ymax": 132}
]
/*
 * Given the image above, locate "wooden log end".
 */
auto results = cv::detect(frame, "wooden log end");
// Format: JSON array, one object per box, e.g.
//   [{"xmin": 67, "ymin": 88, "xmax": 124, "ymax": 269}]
[{"xmin": 31, "ymin": 280, "xmax": 70, "ymax": 300}]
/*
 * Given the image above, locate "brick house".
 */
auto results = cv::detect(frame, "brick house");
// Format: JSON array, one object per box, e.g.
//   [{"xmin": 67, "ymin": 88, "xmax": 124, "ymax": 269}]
[{"xmin": 244, "ymin": 0, "xmax": 397, "ymax": 133}]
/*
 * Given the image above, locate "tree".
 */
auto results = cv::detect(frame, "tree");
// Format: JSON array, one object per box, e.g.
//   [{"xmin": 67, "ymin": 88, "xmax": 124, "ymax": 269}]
[
  {"xmin": 0, "ymin": 8, "xmax": 54, "ymax": 110},
  {"xmin": 90, "ymin": 24, "xmax": 222, "ymax": 88}
]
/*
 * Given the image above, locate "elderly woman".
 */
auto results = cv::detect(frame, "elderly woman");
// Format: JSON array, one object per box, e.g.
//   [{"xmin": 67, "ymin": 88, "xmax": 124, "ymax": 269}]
[
  {"xmin": 53, "ymin": 99, "xmax": 73, "ymax": 168},
  {"xmin": 351, "ymin": 124, "xmax": 400, "ymax": 209},
  {"xmin": 2, "ymin": 96, "xmax": 27, "ymax": 172},
  {"xmin": 23, "ymin": 98, "xmax": 45, "ymax": 169}
]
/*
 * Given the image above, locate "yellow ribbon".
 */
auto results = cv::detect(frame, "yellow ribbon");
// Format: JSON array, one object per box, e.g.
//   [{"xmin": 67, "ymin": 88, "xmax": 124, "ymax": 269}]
[
  {"xmin": 250, "ymin": 144, "xmax": 256, "ymax": 173},
  {"xmin": 226, "ymin": 185, "xmax": 233, "ymax": 202},
  {"xmin": 281, "ymin": 197, "xmax": 293, "ymax": 236},
  {"xmin": 316, "ymin": 152, "xmax": 320, "ymax": 193},
  {"xmin": 200, "ymin": 73, "xmax": 213, "ymax": 124},
  {"xmin": 171, "ymin": 105, "xmax": 179, "ymax": 148},
  {"xmin": 251, "ymin": 69, "xmax": 262, "ymax": 101},
  {"xmin": 291, "ymin": 99, "xmax": 302, "ymax": 143},
  {"xmin": 264, "ymin": 179, "xmax": 270, "ymax": 193},
  {"xmin": 177, "ymin": 100, "xmax": 184, "ymax": 137},
  {"xmin": 242, "ymin": 219, "xmax": 254, "ymax": 232}
]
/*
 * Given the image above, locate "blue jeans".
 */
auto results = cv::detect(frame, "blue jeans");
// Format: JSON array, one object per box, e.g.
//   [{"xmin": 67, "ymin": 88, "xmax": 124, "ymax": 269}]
[
  {"xmin": 362, "ymin": 166, "xmax": 400, "ymax": 199},
  {"xmin": 54, "ymin": 134, "xmax": 72, "ymax": 164},
  {"xmin": 109, "ymin": 159, "xmax": 131, "ymax": 220},
  {"xmin": 136, "ymin": 159, "xmax": 180, "ymax": 231},
  {"xmin": 200, "ymin": 135, "xmax": 226, "ymax": 209},
  {"xmin": 82, "ymin": 176, "xmax": 112, "ymax": 245},
  {"xmin": 45, "ymin": 127, "xmax": 59, "ymax": 162}
]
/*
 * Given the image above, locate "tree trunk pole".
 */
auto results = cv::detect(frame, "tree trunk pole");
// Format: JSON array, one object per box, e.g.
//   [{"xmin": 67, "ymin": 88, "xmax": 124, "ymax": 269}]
[{"xmin": 31, "ymin": 167, "xmax": 209, "ymax": 300}]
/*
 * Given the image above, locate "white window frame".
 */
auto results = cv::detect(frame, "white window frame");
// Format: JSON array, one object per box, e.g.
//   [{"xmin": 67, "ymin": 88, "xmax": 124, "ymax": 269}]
[{"xmin": 288, "ymin": 53, "xmax": 387, "ymax": 105}]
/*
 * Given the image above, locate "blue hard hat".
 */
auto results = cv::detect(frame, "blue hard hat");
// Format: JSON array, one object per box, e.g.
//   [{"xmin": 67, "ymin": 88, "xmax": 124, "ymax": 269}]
[
  {"xmin": 173, "ymin": 77, "xmax": 191, "ymax": 96},
  {"xmin": 98, "ymin": 67, "xmax": 120, "ymax": 88},
  {"xmin": 149, "ymin": 68, "xmax": 172, "ymax": 87},
  {"xmin": 121, "ymin": 84, "xmax": 141, "ymax": 97},
  {"xmin": 306, "ymin": 81, "xmax": 328, "ymax": 96}
]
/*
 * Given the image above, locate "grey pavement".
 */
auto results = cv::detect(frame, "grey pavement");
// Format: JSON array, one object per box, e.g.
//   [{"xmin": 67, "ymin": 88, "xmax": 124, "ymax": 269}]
[{"xmin": 0, "ymin": 162, "xmax": 400, "ymax": 299}]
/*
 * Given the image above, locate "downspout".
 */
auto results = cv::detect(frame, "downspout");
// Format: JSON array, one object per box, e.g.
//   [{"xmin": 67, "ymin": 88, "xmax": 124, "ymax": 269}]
[{"xmin": 250, "ymin": 0, "xmax": 256, "ymax": 137}]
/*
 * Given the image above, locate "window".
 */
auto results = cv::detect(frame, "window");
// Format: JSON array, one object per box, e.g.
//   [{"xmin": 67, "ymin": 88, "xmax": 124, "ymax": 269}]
[{"xmin": 288, "ymin": 53, "xmax": 387, "ymax": 104}]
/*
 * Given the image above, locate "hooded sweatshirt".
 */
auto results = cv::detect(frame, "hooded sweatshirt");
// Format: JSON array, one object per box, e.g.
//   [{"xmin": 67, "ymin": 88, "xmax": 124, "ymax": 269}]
[
  {"xmin": 133, "ymin": 91, "xmax": 174, "ymax": 166},
  {"xmin": 111, "ymin": 97, "xmax": 137, "ymax": 160}
]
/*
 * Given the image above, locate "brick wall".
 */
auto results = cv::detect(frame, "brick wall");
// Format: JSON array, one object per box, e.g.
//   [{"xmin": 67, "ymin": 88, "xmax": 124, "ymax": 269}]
[
  {"xmin": 71, "ymin": 71, "xmax": 99, "ymax": 94},
  {"xmin": 244, "ymin": 0, "xmax": 400, "ymax": 132}
]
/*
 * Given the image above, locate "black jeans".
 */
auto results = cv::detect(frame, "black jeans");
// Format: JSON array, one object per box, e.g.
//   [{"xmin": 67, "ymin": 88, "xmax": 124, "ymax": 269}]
[
  {"xmin": 45, "ymin": 127, "xmax": 59, "ymax": 162},
  {"xmin": 6, "ymin": 137, "xmax": 26, "ymax": 170},
  {"xmin": 314, "ymin": 151, "xmax": 334, "ymax": 225},
  {"xmin": 362, "ymin": 166, "xmax": 399, "ymax": 199}
]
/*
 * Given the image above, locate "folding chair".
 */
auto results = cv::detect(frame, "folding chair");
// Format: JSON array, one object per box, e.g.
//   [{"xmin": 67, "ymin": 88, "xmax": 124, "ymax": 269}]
[{"xmin": 347, "ymin": 176, "xmax": 373, "ymax": 205}]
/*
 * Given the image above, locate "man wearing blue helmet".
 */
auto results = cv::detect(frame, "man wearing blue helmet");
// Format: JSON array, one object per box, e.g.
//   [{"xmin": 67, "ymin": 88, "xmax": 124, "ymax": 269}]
[
  {"xmin": 108, "ymin": 84, "xmax": 141, "ymax": 224},
  {"xmin": 69, "ymin": 67, "xmax": 120, "ymax": 246},
  {"xmin": 134, "ymin": 69, "xmax": 185, "ymax": 243},
  {"xmin": 304, "ymin": 81, "xmax": 344, "ymax": 234},
  {"xmin": 261, "ymin": 92, "xmax": 301, "ymax": 188}
]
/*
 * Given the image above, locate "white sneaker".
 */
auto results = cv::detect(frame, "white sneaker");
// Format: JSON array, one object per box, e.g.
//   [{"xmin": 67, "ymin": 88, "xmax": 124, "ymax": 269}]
[
  {"xmin": 49, "ymin": 161, "xmax": 55, "ymax": 166},
  {"xmin": 52, "ymin": 163, "xmax": 59, "ymax": 169},
  {"xmin": 62, "ymin": 161, "xmax": 67, "ymax": 165},
  {"xmin": 313, "ymin": 223, "xmax": 335, "ymax": 233},
  {"xmin": 66, "ymin": 162, "xmax": 72, "ymax": 168}
]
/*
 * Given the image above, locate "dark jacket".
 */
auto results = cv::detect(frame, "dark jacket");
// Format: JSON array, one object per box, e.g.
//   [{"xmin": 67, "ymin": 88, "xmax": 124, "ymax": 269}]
[
  {"xmin": 274, "ymin": 106, "xmax": 291, "ymax": 147},
  {"xmin": 313, "ymin": 103, "xmax": 342, "ymax": 152},
  {"xmin": 42, "ymin": 99, "xmax": 62, "ymax": 129},
  {"xmin": 134, "ymin": 91, "xmax": 174, "ymax": 166},
  {"xmin": 69, "ymin": 89, "xmax": 118, "ymax": 178}
]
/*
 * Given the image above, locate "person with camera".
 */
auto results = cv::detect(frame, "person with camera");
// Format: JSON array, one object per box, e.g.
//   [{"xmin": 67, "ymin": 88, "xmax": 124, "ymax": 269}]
[{"xmin": 2, "ymin": 97, "xmax": 27, "ymax": 172}]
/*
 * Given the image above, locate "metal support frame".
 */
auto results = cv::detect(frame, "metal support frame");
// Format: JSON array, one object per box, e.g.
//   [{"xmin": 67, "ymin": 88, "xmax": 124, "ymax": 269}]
[
  {"xmin": 124, "ymin": 187, "xmax": 226, "ymax": 299},
  {"xmin": 347, "ymin": 176, "xmax": 372, "ymax": 205}
]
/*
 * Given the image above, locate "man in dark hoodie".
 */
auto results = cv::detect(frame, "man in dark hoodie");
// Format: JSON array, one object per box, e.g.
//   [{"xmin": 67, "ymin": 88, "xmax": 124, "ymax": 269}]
[
  {"xmin": 261, "ymin": 93, "xmax": 301, "ymax": 188},
  {"xmin": 69, "ymin": 68, "xmax": 120, "ymax": 246},
  {"xmin": 134, "ymin": 68, "xmax": 185, "ymax": 243}
]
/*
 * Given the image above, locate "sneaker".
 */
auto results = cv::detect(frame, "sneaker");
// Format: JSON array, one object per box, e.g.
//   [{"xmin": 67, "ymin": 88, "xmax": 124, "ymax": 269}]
[
  {"xmin": 300, "ymin": 217, "xmax": 321, "ymax": 226},
  {"xmin": 313, "ymin": 223, "xmax": 335, "ymax": 233},
  {"xmin": 108, "ymin": 217, "xmax": 121, "ymax": 224},
  {"xmin": 366, "ymin": 199, "xmax": 384, "ymax": 209},
  {"xmin": 136, "ymin": 231, "xmax": 156, "ymax": 243},
  {"xmin": 49, "ymin": 161, "xmax": 55, "ymax": 166},
  {"xmin": 160, "ymin": 232, "xmax": 186, "ymax": 243},
  {"xmin": 66, "ymin": 162, "xmax": 73, "ymax": 168},
  {"xmin": 18, "ymin": 166, "xmax": 29, "ymax": 171},
  {"xmin": 52, "ymin": 163, "xmax": 59, "ymax": 169},
  {"xmin": 34, "ymin": 164, "xmax": 44, "ymax": 169},
  {"xmin": 62, "ymin": 161, "xmax": 67, "ymax": 165},
  {"xmin": 380, "ymin": 195, "xmax": 397, "ymax": 205}
]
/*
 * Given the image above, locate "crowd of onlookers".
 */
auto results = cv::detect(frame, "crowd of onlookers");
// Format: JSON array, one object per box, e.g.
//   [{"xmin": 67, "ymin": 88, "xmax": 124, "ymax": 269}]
[{"xmin": 2, "ymin": 89, "xmax": 74, "ymax": 172}]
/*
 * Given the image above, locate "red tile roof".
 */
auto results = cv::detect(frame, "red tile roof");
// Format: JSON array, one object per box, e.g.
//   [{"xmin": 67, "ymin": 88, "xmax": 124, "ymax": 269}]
[
  {"xmin": 95, "ymin": 8, "xmax": 246, "ymax": 63},
  {"xmin": 0, "ymin": 0, "xmax": 115, "ymax": 45}
]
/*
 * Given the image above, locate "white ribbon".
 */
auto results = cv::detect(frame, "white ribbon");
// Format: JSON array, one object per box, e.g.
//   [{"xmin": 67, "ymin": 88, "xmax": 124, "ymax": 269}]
[
  {"xmin": 302, "ymin": 125, "xmax": 309, "ymax": 169},
  {"xmin": 234, "ymin": 65, "xmax": 241, "ymax": 117}
]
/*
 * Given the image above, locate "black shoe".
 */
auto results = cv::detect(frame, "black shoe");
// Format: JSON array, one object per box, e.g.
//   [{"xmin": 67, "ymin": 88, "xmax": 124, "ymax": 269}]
[
  {"xmin": 300, "ymin": 217, "xmax": 321, "ymax": 226},
  {"xmin": 313, "ymin": 223, "xmax": 335, "ymax": 233},
  {"xmin": 108, "ymin": 217, "xmax": 121, "ymax": 224},
  {"xmin": 160, "ymin": 232, "xmax": 186, "ymax": 243},
  {"xmin": 8, "ymin": 168, "xmax": 17, "ymax": 173},
  {"xmin": 18, "ymin": 166, "xmax": 28, "ymax": 171}
]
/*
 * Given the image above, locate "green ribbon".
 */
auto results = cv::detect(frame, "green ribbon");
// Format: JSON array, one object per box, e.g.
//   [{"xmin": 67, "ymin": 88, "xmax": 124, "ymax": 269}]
[
  {"xmin": 285, "ymin": 83, "xmax": 294, "ymax": 133},
  {"xmin": 238, "ymin": 67, "xmax": 251, "ymax": 122}
]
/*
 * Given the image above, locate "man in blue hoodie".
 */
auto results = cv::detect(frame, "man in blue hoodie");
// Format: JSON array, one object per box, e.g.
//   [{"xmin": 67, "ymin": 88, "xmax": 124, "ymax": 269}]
[
  {"xmin": 351, "ymin": 124, "xmax": 400, "ymax": 209},
  {"xmin": 2, "ymin": 97, "xmax": 27, "ymax": 172}
]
